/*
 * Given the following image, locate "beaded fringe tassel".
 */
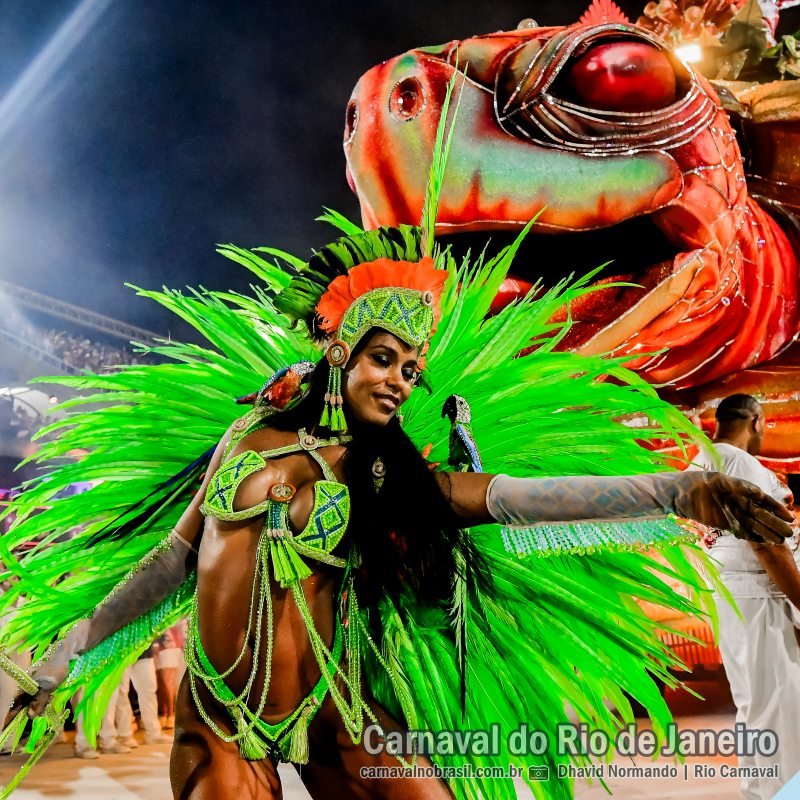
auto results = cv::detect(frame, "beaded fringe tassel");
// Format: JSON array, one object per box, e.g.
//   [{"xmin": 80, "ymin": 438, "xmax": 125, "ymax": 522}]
[
  {"xmin": 287, "ymin": 704, "xmax": 314, "ymax": 764},
  {"xmin": 266, "ymin": 503, "xmax": 313, "ymax": 587},
  {"xmin": 501, "ymin": 517, "xmax": 691, "ymax": 558},
  {"xmin": 233, "ymin": 707, "xmax": 269, "ymax": 761},
  {"xmin": 321, "ymin": 367, "xmax": 346, "ymax": 432}
]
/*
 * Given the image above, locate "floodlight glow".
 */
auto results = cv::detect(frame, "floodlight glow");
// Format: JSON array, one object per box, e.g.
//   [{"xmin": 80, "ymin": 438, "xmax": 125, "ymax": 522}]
[
  {"xmin": 0, "ymin": 0, "xmax": 112, "ymax": 144},
  {"xmin": 675, "ymin": 44, "xmax": 703, "ymax": 64}
]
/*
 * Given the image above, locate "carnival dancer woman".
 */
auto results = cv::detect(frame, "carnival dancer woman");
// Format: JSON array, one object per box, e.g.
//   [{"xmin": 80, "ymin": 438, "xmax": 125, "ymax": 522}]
[{"xmin": 0, "ymin": 220, "xmax": 794, "ymax": 800}]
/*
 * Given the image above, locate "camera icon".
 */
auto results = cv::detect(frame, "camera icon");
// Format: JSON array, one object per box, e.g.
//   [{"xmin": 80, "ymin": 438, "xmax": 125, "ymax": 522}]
[{"xmin": 528, "ymin": 765, "xmax": 550, "ymax": 781}]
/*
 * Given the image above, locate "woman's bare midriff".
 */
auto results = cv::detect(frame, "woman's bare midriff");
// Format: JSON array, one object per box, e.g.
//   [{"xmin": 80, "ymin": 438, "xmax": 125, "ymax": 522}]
[{"xmin": 194, "ymin": 426, "xmax": 348, "ymax": 724}]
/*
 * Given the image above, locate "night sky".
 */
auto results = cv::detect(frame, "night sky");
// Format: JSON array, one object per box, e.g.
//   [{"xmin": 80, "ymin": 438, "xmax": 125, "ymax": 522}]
[{"xmin": 1, "ymin": 1, "xmax": 798, "ymax": 335}]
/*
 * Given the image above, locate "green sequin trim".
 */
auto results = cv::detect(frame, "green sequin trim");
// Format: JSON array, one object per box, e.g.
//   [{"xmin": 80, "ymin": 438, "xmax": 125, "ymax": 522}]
[
  {"xmin": 202, "ymin": 431, "xmax": 352, "ymax": 565},
  {"xmin": 295, "ymin": 480, "xmax": 350, "ymax": 553},
  {"xmin": 192, "ymin": 614, "xmax": 343, "ymax": 762},
  {"xmin": 0, "ymin": 652, "xmax": 37, "ymax": 695},
  {"xmin": 183, "ymin": 531, "xmax": 364, "ymax": 764},
  {"xmin": 67, "ymin": 575, "xmax": 197, "ymax": 687}
]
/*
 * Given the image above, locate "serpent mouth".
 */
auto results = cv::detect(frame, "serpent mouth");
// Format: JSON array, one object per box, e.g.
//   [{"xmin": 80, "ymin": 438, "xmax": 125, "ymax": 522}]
[{"xmin": 438, "ymin": 211, "xmax": 694, "ymax": 352}]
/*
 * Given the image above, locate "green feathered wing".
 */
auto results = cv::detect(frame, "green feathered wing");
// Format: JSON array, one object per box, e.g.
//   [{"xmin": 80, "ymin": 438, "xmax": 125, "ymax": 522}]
[
  {"xmin": 0, "ymin": 259, "xmax": 319, "ymax": 754},
  {"xmin": 362, "ymin": 228, "xmax": 722, "ymax": 800},
  {"xmin": 0, "ymin": 221, "xmax": 720, "ymax": 800}
]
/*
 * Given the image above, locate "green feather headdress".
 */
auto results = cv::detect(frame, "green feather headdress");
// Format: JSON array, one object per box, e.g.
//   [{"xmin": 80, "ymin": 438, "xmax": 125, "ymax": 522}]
[
  {"xmin": 258, "ymin": 74, "xmax": 462, "ymax": 431},
  {"xmin": 271, "ymin": 224, "xmax": 423, "ymax": 327}
]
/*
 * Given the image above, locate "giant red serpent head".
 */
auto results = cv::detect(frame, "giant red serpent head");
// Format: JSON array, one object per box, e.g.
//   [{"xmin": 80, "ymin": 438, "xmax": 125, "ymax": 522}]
[{"xmin": 343, "ymin": 19, "xmax": 800, "ymax": 396}]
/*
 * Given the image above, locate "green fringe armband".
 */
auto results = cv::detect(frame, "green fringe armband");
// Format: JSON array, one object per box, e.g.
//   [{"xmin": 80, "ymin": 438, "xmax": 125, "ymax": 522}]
[{"xmin": 501, "ymin": 517, "xmax": 693, "ymax": 558}]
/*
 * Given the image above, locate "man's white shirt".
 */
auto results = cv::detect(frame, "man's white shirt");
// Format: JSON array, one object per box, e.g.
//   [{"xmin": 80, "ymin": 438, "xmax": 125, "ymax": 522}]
[{"xmin": 693, "ymin": 442, "xmax": 797, "ymax": 599}]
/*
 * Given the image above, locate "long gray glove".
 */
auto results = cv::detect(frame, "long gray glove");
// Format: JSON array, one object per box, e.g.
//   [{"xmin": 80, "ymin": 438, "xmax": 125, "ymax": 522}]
[
  {"xmin": 486, "ymin": 471, "xmax": 794, "ymax": 545},
  {"xmin": 21, "ymin": 528, "xmax": 196, "ymax": 716}
]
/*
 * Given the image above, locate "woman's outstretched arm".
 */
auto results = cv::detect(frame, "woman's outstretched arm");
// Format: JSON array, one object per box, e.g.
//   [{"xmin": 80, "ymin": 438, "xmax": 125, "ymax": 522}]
[
  {"xmin": 22, "ymin": 426, "xmax": 235, "ymax": 714},
  {"xmin": 441, "ymin": 471, "xmax": 794, "ymax": 545}
]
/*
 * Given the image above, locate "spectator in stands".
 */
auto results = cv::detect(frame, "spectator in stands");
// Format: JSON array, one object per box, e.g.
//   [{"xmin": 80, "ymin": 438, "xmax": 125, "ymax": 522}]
[
  {"xmin": 2, "ymin": 309, "xmax": 150, "ymax": 373},
  {"xmin": 693, "ymin": 394, "xmax": 800, "ymax": 800}
]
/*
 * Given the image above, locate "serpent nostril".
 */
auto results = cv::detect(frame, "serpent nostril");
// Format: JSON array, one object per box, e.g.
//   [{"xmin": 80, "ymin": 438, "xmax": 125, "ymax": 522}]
[
  {"xmin": 344, "ymin": 100, "xmax": 359, "ymax": 145},
  {"xmin": 388, "ymin": 77, "xmax": 424, "ymax": 121}
]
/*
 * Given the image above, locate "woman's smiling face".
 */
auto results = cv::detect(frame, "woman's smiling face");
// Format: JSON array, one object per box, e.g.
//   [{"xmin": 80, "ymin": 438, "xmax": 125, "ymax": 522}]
[{"xmin": 342, "ymin": 330, "xmax": 420, "ymax": 426}]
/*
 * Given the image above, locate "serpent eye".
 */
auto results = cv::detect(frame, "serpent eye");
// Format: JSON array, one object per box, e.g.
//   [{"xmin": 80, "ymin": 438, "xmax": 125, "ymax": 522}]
[
  {"xmin": 389, "ymin": 77, "xmax": 424, "ymax": 120},
  {"xmin": 563, "ymin": 41, "xmax": 678, "ymax": 112}
]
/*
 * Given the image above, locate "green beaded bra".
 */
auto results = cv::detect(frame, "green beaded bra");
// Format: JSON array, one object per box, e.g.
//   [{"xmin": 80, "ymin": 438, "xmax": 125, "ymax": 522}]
[{"xmin": 201, "ymin": 427, "xmax": 353, "ymax": 574}]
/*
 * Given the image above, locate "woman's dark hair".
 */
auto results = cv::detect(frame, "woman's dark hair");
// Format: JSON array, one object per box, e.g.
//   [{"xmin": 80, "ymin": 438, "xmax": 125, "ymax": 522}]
[{"xmin": 272, "ymin": 330, "xmax": 489, "ymax": 607}]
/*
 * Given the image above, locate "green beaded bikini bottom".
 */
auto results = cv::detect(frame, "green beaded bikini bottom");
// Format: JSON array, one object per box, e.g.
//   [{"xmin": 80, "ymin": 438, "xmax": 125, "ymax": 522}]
[{"xmin": 192, "ymin": 619, "xmax": 343, "ymax": 765}]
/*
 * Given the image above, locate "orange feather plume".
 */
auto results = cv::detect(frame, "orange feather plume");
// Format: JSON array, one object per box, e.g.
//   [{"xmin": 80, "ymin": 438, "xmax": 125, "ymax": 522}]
[{"xmin": 315, "ymin": 257, "xmax": 446, "ymax": 341}]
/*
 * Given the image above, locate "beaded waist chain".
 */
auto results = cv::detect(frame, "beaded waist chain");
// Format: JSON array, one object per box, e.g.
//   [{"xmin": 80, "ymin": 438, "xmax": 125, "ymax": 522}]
[{"xmin": 191, "ymin": 618, "xmax": 343, "ymax": 764}]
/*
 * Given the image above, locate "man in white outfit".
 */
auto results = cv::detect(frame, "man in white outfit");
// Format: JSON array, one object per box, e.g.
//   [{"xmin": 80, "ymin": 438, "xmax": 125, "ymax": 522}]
[
  {"xmin": 74, "ymin": 683, "xmax": 132, "ymax": 758},
  {"xmin": 74, "ymin": 646, "xmax": 168, "ymax": 757},
  {"xmin": 693, "ymin": 394, "xmax": 800, "ymax": 800}
]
